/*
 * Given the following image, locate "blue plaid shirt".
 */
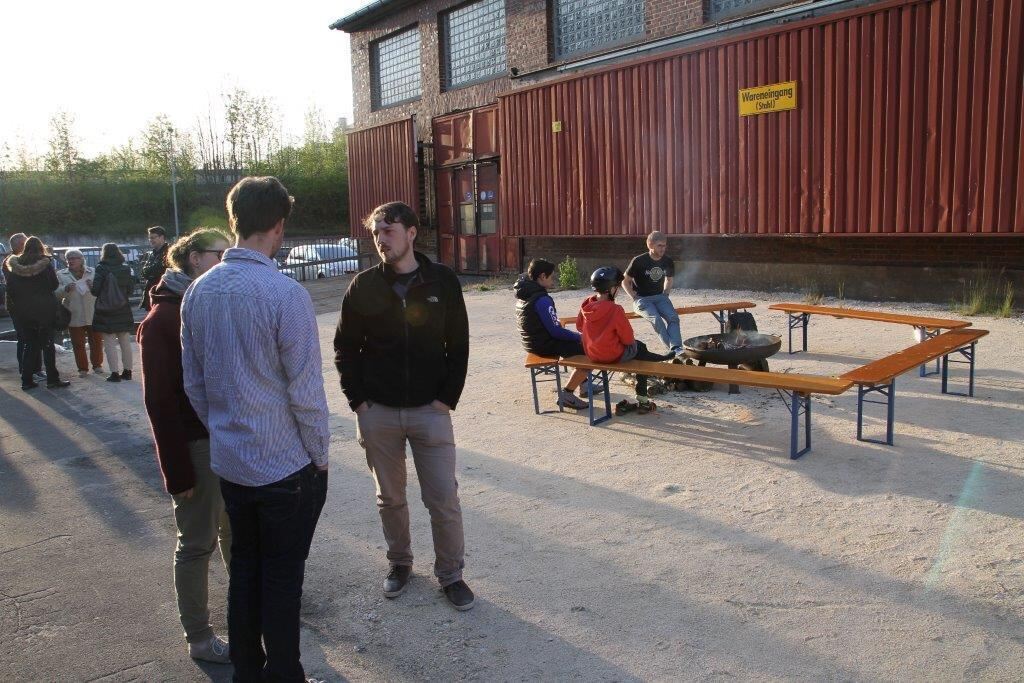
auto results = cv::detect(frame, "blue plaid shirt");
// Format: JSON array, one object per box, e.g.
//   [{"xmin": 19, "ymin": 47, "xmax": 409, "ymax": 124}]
[{"xmin": 181, "ymin": 247, "xmax": 330, "ymax": 486}]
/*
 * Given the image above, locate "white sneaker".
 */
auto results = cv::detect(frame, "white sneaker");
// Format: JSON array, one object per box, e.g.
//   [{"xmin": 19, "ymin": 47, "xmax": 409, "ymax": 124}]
[{"xmin": 188, "ymin": 634, "xmax": 230, "ymax": 663}]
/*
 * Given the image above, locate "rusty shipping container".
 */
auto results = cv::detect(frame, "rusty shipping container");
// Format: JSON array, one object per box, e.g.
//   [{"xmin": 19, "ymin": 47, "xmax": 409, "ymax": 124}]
[
  {"xmin": 347, "ymin": 118, "xmax": 420, "ymax": 238},
  {"xmin": 498, "ymin": 0, "xmax": 1024, "ymax": 238}
]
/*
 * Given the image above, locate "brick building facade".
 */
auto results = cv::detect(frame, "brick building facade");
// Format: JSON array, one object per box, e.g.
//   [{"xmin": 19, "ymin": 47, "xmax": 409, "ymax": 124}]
[
  {"xmin": 333, "ymin": 0, "xmax": 1024, "ymax": 302},
  {"xmin": 342, "ymin": 0, "xmax": 705, "ymax": 131}
]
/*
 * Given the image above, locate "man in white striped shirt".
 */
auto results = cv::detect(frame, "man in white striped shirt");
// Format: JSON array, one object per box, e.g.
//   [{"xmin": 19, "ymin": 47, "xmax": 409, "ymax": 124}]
[{"xmin": 182, "ymin": 176, "xmax": 330, "ymax": 682}]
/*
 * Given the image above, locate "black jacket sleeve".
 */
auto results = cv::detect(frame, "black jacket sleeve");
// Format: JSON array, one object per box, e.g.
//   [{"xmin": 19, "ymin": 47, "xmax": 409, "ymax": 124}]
[
  {"xmin": 334, "ymin": 278, "xmax": 366, "ymax": 412},
  {"xmin": 437, "ymin": 270, "xmax": 469, "ymax": 410}
]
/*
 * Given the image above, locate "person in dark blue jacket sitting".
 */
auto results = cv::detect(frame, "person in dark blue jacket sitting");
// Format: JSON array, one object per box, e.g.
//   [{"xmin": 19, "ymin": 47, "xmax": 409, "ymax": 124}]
[{"xmin": 513, "ymin": 259, "xmax": 591, "ymax": 410}]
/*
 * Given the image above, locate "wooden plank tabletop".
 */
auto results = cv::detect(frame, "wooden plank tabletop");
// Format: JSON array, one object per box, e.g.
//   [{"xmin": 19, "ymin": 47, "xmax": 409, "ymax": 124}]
[
  {"xmin": 767, "ymin": 303, "xmax": 972, "ymax": 329},
  {"xmin": 560, "ymin": 355, "xmax": 852, "ymax": 395},
  {"xmin": 840, "ymin": 329, "xmax": 989, "ymax": 385},
  {"xmin": 559, "ymin": 301, "xmax": 756, "ymax": 326}
]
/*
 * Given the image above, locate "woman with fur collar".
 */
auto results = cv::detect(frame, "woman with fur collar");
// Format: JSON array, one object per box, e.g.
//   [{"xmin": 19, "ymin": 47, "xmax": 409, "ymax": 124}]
[{"xmin": 5, "ymin": 237, "xmax": 70, "ymax": 390}]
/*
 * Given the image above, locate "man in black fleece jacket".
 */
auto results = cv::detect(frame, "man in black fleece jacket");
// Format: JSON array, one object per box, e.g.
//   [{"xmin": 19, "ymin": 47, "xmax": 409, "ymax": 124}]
[{"xmin": 334, "ymin": 201, "xmax": 474, "ymax": 611}]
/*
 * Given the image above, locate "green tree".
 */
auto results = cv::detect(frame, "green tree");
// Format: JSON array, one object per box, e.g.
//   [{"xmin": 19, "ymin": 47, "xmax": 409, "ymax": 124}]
[{"xmin": 44, "ymin": 111, "xmax": 80, "ymax": 178}]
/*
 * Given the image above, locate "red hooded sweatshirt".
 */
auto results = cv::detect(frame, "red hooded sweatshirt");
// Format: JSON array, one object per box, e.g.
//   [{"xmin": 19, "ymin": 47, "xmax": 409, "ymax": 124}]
[{"xmin": 576, "ymin": 295, "xmax": 635, "ymax": 363}]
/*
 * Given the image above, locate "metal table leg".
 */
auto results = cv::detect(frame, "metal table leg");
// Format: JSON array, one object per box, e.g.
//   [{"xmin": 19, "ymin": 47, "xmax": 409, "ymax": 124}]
[
  {"xmin": 916, "ymin": 327, "xmax": 942, "ymax": 377},
  {"xmin": 778, "ymin": 390, "xmax": 811, "ymax": 459},
  {"xmin": 941, "ymin": 342, "xmax": 976, "ymax": 397},
  {"xmin": 529, "ymin": 361, "xmax": 563, "ymax": 414},
  {"xmin": 787, "ymin": 313, "xmax": 809, "ymax": 354},
  {"xmin": 712, "ymin": 309, "xmax": 727, "ymax": 334},
  {"xmin": 855, "ymin": 380, "xmax": 895, "ymax": 446},
  {"xmin": 587, "ymin": 369, "xmax": 613, "ymax": 426}
]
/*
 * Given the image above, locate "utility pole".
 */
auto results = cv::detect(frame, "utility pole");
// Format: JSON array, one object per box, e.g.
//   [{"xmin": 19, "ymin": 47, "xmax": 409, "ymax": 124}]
[{"xmin": 167, "ymin": 124, "xmax": 180, "ymax": 238}]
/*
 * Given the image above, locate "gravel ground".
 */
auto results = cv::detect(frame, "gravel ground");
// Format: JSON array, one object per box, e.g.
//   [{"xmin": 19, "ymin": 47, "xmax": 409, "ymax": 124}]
[{"xmin": 2, "ymin": 280, "xmax": 1022, "ymax": 681}]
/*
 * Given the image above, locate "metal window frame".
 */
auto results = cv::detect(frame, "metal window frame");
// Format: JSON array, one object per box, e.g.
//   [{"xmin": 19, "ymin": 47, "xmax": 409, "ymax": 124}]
[
  {"xmin": 551, "ymin": 0, "xmax": 647, "ymax": 60},
  {"xmin": 440, "ymin": 0, "xmax": 508, "ymax": 91},
  {"xmin": 370, "ymin": 24, "xmax": 423, "ymax": 110},
  {"xmin": 709, "ymin": 0, "xmax": 810, "ymax": 23}
]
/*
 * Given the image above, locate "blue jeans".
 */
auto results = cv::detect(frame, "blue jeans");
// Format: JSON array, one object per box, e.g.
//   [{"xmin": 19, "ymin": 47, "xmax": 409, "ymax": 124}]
[
  {"xmin": 220, "ymin": 464, "xmax": 328, "ymax": 682},
  {"xmin": 633, "ymin": 294, "xmax": 682, "ymax": 351}
]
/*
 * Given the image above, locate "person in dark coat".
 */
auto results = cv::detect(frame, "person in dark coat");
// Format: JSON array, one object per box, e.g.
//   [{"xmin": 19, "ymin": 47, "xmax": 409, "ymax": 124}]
[
  {"xmin": 140, "ymin": 225, "xmax": 169, "ymax": 311},
  {"xmin": 335, "ymin": 201, "xmax": 474, "ymax": 611},
  {"xmin": 4, "ymin": 231, "xmax": 42, "ymax": 379},
  {"xmin": 138, "ymin": 227, "xmax": 232, "ymax": 664},
  {"xmin": 91, "ymin": 243, "xmax": 135, "ymax": 382},
  {"xmin": 5, "ymin": 236, "xmax": 70, "ymax": 390}
]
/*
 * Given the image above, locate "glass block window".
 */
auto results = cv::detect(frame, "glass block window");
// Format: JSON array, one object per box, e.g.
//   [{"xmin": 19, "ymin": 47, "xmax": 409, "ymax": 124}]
[
  {"xmin": 709, "ymin": 0, "xmax": 804, "ymax": 22},
  {"xmin": 553, "ymin": 0, "xmax": 645, "ymax": 59},
  {"xmin": 371, "ymin": 26, "xmax": 421, "ymax": 109},
  {"xmin": 442, "ymin": 0, "xmax": 508, "ymax": 89}
]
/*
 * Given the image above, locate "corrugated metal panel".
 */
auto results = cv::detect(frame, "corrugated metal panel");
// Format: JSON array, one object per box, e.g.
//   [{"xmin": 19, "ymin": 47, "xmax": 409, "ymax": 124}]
[
  {"xmin": 473, "ymin": 106, "xmax": 500, "ymax": 158},
  {"xmin": 433, "ymin": 106, "xmax": 500, "ymax": 166},
  {"xmin": 499, "ymin": 0, "xmax": 1024, "ymax": 237},
  {"xmin": 347, "ymin": 118, "xmax": 419, "ymax": 238},
  {"xmin": 433, "ymin": 111, "xmax": 473, "ymax": 167}
]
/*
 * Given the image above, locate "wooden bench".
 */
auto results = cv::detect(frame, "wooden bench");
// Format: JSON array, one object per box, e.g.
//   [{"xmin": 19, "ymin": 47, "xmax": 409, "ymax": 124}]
[
  {"xmin": 560, "ymin": 301, "xmax": 756, "ymax": 334},
  {"xmin": 839, "ymin": 328, "xmax": 989, "ymax": 445},
  {"xmin": 559, "ymin": 354, "xmax": 851, "ymax": 459},
  {"xmin": 767, "ymin": 303, "xmax": 971, "ymax": 376}
]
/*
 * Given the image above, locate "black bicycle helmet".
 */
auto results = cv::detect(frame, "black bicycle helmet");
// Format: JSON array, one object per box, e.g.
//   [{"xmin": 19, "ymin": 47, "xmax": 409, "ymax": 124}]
[{"xmin": 590, "ymin": 266, "xmax": 624, "ymax": 293}]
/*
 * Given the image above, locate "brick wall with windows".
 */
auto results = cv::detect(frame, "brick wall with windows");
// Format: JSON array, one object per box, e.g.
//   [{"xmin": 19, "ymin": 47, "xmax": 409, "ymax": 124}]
[
  {"xmin": 348, "ymin": 0, "xmax": 547, "ymax": 132},
  {"xmin": 347, "ymin": 0, "xmax": 708, "ymax": 132}
]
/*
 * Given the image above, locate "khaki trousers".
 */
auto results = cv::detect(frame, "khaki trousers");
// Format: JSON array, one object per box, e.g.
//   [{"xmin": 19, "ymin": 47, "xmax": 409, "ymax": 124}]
[
  {"xmin": 171, "ymin": 439, "xmax": 232, "ymax": 642},
  {"xmin": 102, "ymin": 332, "xmax": 133, "ymax": 373},
  {"xmin": 356, "ymin": 402, "xmax": 465, "ymax": 586}
]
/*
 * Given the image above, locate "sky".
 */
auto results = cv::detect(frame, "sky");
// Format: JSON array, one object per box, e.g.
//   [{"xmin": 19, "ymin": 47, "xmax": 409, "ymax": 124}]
[{"xmin": 0, "ymin": 0, "xmax": 371, "ymax": 159}]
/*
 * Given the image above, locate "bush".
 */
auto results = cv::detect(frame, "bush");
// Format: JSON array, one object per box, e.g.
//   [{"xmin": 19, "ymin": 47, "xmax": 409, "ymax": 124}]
[
  {"xmin": 185, "ymin": 205, "xmax": 229, "ymax": 230},
  {"xmin": 558, "ymin": 256, "xmax": 581, "ymax": 289}
]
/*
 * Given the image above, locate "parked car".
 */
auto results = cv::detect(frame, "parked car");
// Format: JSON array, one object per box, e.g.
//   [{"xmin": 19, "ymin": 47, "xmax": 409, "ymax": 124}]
[
  {"xmin": 274, "ymin": 246, "xmax": 293, "ymax": 267},
  {"xmin": 281, "ymin": 244, "xmax": 359, "ymax": 281},
  {"xmin": 56, "ymin": 245, "xmax": 142, "ymax": 284},
  {"xmin": 53, "ymin": 246, "xmax": 102, "ymax": 270},
  {"xmin": 119, "ymin": 244, "xmax": 144, "ymax": 268}
]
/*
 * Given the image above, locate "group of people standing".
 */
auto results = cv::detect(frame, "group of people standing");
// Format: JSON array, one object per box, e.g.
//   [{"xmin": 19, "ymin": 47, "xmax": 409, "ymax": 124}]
[
  {"xmin": 3, "ymin": 234, "xmax": 143, "ymax": 389},
  {"xmin": 129, "ymin": 177, "xmax": 471, "ymax": 682},
  {"xmin": 515, "ymin": 230, "xmax": 683, "ymax": 414}
]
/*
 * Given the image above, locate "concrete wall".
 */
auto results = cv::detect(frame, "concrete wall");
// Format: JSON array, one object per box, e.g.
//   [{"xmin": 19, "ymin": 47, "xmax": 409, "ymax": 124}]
[{"xmin": 521, "ymin": 235, "xmax": 1024, "ymax": 303}]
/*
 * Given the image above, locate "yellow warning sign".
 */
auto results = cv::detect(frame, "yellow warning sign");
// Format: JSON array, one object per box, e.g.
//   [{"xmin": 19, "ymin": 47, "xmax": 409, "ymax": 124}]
[{"xmin": 739, "ymin": 81, "xmax": 797, "ymax": 116}]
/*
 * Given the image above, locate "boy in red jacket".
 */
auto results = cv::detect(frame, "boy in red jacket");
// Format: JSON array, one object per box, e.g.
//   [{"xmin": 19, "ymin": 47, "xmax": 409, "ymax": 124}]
[{"xmin": 576, "ymin": 266, "xmax": 674, "ymax": 414}]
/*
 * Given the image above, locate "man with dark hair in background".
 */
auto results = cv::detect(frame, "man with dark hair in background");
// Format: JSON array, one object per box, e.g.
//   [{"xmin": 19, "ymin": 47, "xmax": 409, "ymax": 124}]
[
  {"xmin": 182, "ymin": 176, "xmax": 330, "ymax": 680},
  {"xmin": 335, "ymin": 200, "xmax": 474, "ymax": 611},
  {"xmin": 141, "ymin": 225, "xmax": 169, "ymax": 310}
]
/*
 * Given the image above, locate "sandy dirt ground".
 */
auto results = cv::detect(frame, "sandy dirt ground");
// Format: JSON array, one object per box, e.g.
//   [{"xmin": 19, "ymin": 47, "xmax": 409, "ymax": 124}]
[{"xmin": 2, "ymin": 281, "xmax": 1023, "ymax": 681}]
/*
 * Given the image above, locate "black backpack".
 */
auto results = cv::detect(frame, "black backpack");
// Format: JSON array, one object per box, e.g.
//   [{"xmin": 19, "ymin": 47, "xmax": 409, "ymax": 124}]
[
  {"xmin": 726, "ymin": 311, "xmax": 758, "ymax": 333},
  {"xmin": 95, "ymin": 270, "xmax": 128, "ymax": 314}
]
